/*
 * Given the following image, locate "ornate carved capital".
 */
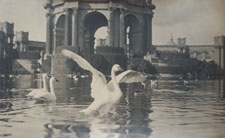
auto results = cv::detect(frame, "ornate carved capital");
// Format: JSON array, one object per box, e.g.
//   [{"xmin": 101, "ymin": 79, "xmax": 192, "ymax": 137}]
[
  {"xmin": 72, "ymin": 7, "xmax": 79, "ymax": 14},
  {"xmin": 44, "ymin": 3, "xmax": 54, "ymax": 10}
]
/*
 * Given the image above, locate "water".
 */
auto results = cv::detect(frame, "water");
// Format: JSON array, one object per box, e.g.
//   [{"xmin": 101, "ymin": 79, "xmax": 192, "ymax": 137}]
[{"xmin": 0, "ymin": 78, "xmax": 225, "ymax": 138}]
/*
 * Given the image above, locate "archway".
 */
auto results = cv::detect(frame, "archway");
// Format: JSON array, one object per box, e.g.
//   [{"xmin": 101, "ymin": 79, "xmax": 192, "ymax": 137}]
[
  {"xmin": 82, "ymin": 12, "xmax": 108, "ymax": 57},
  {"xmin": 55, "ymin": 15, "xmax": 65, "ymax": 48},
  {"xmin": 125, "ymin": 14, "xmax": 140, "ymax": 58}
]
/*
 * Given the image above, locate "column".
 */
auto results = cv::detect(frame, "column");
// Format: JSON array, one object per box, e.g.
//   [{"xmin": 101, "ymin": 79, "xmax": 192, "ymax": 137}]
[
  {"xmin": 146, "ymin": 13, "xmax": 153, "ymax": 53},
  {"xmin": 108, "ymin": 8, "xmax": 114, "ymax": 47},
  {"xmin": 45, "ymin": 3, "xmax": 54, "ymax": 55},
  {"xmin": 120, "ymin": 9, "xmax": 126, "ymax": 50},
  {"xmin": 46, "ymin": 13, "xmax": 53, "ymax": 55},
  {"xmin": 64, "ymin": 8, "xmax": 70, "ymax": 46},
  {"xmin": 53, "ymin": 28, "xmax": 57, "ymax": 54},
  {"xmin": 72, "ymin": 8, "xmax": 79, "ymax": 52},
  {"xmin": 148, "ymin": 14, "xmax": 153, "ymax": 50}
]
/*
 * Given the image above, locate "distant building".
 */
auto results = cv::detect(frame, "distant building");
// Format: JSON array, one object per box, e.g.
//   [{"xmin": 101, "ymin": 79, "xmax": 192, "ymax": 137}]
[
  {"xmin": 0, "ymin": 21, "xmax": 46, "ymax": 74},
  {"xmin": 151, "ymin": 35, "xmax": 225, "ymax": 72},
  {"xmin": 0, "ymin": 22, "xmax": 14, "ymax": 90},
  {"xmin": 0, "ymin": 22, "xmax": 14, "ymax": 74},
  {"xmin": 153, "ymin": 37, "xmax": 216, "ymax": 62},
  {"xmin": 15, "ymin": 31, "xmax": 45, "ymax": 53},
  {"xmin": 13, "ymin": 31, "xmax": 46, "ymax": 74}
]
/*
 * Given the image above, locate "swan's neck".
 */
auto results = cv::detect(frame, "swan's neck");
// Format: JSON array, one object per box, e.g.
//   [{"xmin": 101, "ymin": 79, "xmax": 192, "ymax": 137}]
[
  {"xmin": 43, "ymin": 76, "xmax": 49, "ymax": 91},
  {"xmin": 49, "ymin": 80, "xmax": 56, "ymax": 96},
  {"xmin": 111, "ymin": 70, "xmax": 119, "ymax": 90}
]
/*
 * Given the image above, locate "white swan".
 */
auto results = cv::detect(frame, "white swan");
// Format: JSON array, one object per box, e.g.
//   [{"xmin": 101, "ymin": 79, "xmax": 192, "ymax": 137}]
[
  {"xmin": 62, "ymin": 49, "xmax": 147, "ymax": 115},
  {"xmin": 32, "ymin": 77, "xmax": 58, "ymax": 102},
  {"xmin": 26, "ymin": 73, "xmax": 49, "ymax": 98}
]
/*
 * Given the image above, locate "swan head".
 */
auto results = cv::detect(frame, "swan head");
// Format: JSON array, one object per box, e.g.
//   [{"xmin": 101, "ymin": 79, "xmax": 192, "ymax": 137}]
[
  {"xmin": 112, "ymin": 64, "xmax": 123, "ymax": 72},
  {"xmin": 50, "ymin": 77, "xmax": 59, "ymax": 83}
]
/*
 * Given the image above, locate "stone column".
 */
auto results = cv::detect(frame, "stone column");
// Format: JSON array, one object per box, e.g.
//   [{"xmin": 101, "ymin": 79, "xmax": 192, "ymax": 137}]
[
  {"xmin": 45, "ymin": 3, "xmax": 54, "ymax": 55},
  {"xmin": 64, "ymin": 8, "xmax": 70, "ymax": 46},
  {"xmin": 144, "ymin": 12, "xmax": 153, "ymax": 54},
  {"xmin": 53, "ymin": 28, "xmax": 57, "ymax": 54},
  {"xmin": 72, "ymin": 8, "xmax": 79, "ymax": 53},
  {"xmin": 108, "ymin": 8, "xmax": 114, "ymax": 47},
  {"xmin": 120, "ymin": 9, "xmax": 126, "ymax": 51},
  {"xmin": 46, "ymin": 12, "xmax": 53, "ymax": 55},
  {"xmin": 148, "ymin": 14, "xmax": 153, "ymax": 50}
]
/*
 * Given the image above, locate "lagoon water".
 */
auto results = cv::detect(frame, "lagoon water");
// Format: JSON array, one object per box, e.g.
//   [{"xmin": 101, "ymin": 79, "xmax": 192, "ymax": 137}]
[{"xmin": 0, "ymin": 78, "xmax": 225, "ymax": 138}]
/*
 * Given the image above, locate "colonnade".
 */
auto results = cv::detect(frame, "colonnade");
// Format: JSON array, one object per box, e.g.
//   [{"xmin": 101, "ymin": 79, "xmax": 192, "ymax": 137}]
[{"xmin": 45, "ymin": 1, "xmax": 154, "ymax": 58}]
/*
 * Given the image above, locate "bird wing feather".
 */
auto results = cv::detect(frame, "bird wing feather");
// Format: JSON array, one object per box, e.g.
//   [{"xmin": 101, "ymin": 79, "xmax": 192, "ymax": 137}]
[
  {"xmin": 107, "ymin": 70, "xmax": 147, "ymax": 90},
  {"xmin": 61, "ymin": 49, "xmax": 107, "ymax": 98},
  {"xmin": 61, "ymin": 49, "xmax": 107, "ymax": 83}
]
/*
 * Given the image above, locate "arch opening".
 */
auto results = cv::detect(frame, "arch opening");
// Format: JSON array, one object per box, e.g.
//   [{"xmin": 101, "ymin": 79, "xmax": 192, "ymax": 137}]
[
  {"xmin": 55, "ymin": 15, "xmax": 65, "ymax": 48},
  {"xmin": 125, "ymin": 14, "xmax": 140, "ymax": 58},
  {"xmin": 82, "ymin": 12, "xmax": 108, "ymax": 56}
]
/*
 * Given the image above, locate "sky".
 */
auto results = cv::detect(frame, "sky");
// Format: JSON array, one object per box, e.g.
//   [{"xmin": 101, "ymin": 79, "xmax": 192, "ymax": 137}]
[
  {"xmin": 152, "ymin": 0, "xmax": 225, "ymax": 45},
  {"xmin": 0, "ymin": 0, "xmax": 224, "ymax": 45}
]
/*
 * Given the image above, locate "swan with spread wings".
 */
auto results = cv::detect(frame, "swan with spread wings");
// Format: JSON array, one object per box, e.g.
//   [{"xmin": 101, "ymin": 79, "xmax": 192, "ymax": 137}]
[{"xmin": 62, "ymin": 49, "xmax": 147, "ymax": 115}]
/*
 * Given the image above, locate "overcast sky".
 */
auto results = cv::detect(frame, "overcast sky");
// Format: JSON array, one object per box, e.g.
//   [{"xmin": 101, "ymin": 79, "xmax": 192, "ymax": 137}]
[{"xmin": 0, "ymin": 0, "xmax": 224, "ymax": 45}]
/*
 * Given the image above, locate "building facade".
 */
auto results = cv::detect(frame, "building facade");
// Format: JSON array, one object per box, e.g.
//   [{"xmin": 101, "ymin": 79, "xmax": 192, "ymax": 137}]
[
  {"xmin": 0, "ymin": 22, "xmax": 14, "ymax": 90},
  {"xmin": 45, "ymin": 0, "xmax": 155, "ymax": 58}
]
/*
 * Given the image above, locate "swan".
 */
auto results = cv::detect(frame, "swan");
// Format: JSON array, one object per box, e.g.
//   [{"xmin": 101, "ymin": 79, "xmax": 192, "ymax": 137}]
[
  {"xmin": 32, "ymin": 77, "xmax": 58, "ymax": 102},
  {"xmin": 26, "ymin": 73, "xmax": 49, "ymax": 98},
  {"xmin": 62, "ymin": 49, "xmax": 147, "ymax": 115}
]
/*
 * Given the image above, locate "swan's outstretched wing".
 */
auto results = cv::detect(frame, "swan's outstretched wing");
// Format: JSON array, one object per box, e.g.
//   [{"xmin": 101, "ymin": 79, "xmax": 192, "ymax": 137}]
[
  {"xmin": 107, "ymin": 70, "xmax": 147, "ymax": 90},
  {"xmin": 61, "ymin": 49, "xmax": 107, "ymax": 98},
  {"xmin": 62, "ymin": 49, "xmax": 106, "ymax": 82},
  {"xmin": 117, "ymin": 70, "xmax": 147, "ymax": 83},
  {"xmin": 62, "ymin": 49, "xmax": 93, "ymax": 71}
]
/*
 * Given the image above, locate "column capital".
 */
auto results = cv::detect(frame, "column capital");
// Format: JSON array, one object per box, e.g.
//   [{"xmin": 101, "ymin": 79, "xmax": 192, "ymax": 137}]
[
  {"xmin": 45, "ymin": 3, "xmax": 54, "ymax": 18},
  {"xmin": 72, "ymin": 7, "xmax": 79, "ymax": 14},
  {"xmin": 72, "ymin": 7, "xmax": 79, "ymax": 10},
  {"xmin": 120, "ymin": 9, "xmax": 125, "ymax": 16},
  {"xmin": 44, "ymin": 3, "xmax": 54, "ymax": 10},
  {"xmin": 108, "ymin": 6, "xmax": 117, "ymax": 11},
  {"xmin": 145, "ymin": 7, "xmax": 154, "ymax": 16}
]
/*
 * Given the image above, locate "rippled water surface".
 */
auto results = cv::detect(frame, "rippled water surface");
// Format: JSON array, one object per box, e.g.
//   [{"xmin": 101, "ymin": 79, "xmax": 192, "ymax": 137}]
[{"xmin": 0, "ymin": 78, "xmax": 225, "ymax": 138}]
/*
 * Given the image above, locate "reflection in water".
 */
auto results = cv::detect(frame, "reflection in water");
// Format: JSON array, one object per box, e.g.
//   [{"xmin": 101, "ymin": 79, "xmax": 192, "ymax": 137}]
[
  {"xmin": 125, "ymin": 84, "xmax": 152, "ymax": 137},
  {"xmin": 217, "ymin": 78, "xmax": 225, "ymax": 99},
  {"xmin": 0, "ymin": 78, "xmax": 225, "ymax": 138}
]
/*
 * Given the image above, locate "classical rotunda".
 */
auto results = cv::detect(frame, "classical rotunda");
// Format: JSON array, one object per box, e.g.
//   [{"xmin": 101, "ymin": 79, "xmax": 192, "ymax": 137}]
[{"xmin": 44, "ymin": 0, "xmax": 155, "ymax": 75}]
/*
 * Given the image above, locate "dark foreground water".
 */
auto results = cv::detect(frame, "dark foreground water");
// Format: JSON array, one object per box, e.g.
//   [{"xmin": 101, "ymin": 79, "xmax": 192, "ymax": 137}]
[{"xmin": 0, "ymin": 78, "xmax": 225, "ymax": 138}]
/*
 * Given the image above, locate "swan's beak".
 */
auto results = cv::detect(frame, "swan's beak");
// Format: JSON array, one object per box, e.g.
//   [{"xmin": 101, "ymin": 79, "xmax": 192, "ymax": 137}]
[
  {"xmin": 47, "ymin": 74, "xmax": 52, "ymax": 78},
  {"xmin": 118, "ymin": 67, "xmax": 123, "ymax": 72},
  {"xmin": 55, "ymin": 78, "xmax": 60, "ymax": 82}
]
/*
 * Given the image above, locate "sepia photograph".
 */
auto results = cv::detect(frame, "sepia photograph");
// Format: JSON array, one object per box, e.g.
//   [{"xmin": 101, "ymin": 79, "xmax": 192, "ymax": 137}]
[{"xmin": 0, "ymin": 0, "xmax": 225, "ymax": 137}]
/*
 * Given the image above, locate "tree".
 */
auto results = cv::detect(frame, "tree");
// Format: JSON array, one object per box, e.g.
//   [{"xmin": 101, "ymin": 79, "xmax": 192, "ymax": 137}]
[{"xmin": 128, "ymin": 58, "xmax": 158, "ymax": 74}]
